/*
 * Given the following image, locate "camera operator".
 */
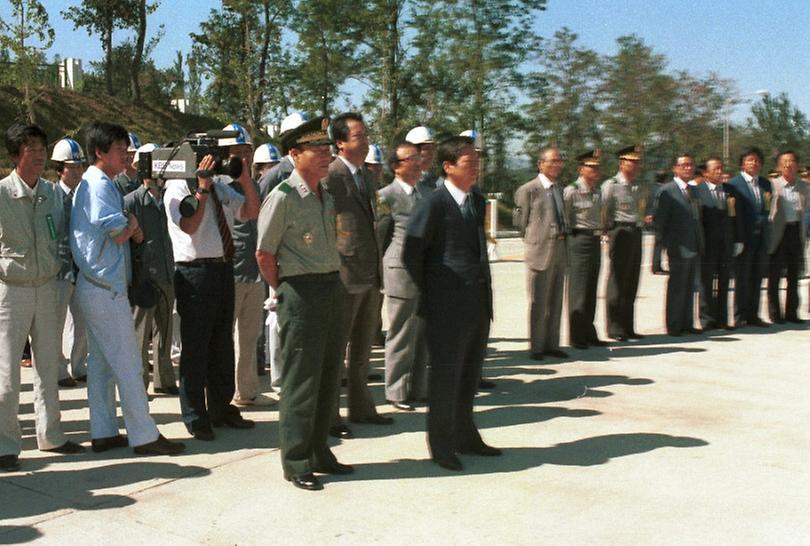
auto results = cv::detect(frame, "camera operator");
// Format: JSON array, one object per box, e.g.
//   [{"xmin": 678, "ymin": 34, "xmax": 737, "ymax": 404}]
[{"xmin": 163, "ymin": 124, "xmax": 260, "ymax": 442}]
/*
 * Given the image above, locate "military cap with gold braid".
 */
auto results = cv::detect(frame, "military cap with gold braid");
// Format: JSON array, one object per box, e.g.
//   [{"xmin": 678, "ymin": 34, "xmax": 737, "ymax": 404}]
[
  {"xmin": 576, "ymin": 148, "xmax": 602, "ymax": 166},
  {"xmin": 280, "ymin": 116, "xmax": 332, "ymax": 154},
  {"xmin": 616, "ymin": 144, "xmax": 643, "ymax": 161}
]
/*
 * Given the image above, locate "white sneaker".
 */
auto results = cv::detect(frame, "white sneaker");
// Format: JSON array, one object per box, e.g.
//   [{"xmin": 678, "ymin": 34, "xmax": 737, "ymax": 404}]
[{"xmin": 233, "ymin": 393, "xmax": 278, "ymax": 407}]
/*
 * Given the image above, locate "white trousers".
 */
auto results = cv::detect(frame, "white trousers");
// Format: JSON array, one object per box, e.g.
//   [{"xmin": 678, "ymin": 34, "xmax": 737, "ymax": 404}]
[
  {"xmin": 75, "ymin": 277, "xmax": 159, "ymax": 447},
  {"xmin": 55, "ymin": 279, "xmax": 88, "ymax": 380},
  {"xmin": 0, "ymin": 280, "xmax": 66, "ymax": 455}
]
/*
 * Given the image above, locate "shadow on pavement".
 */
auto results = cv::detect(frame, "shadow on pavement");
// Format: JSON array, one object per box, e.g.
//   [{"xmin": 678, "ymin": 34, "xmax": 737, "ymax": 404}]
[
  {"xmin": 0, "ymin": 526, "xmax": 41, "ymax": 545},
  {"xmin": 339, "ymin": 432, "xmax": 708, "ymax": 482},
  {"xmin": 475, "ymin": 374, "xmax": 654, "ymax": 406}
]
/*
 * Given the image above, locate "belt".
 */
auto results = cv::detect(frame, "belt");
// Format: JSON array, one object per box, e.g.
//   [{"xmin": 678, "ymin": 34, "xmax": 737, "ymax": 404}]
[
  {"xmin": 280, "ymin": 271, "xmax": 339, "ymax": 283},
  {"xmin": 614, "ymin": 222, "xmax": 638, "ymax": 228},
  {"xmin": 571, "ymin": 228, "xmax": 601, "ymax": 236},
  {"xmin": 176, "ymin": 257, "xmax": 230, "ymax": 267}
]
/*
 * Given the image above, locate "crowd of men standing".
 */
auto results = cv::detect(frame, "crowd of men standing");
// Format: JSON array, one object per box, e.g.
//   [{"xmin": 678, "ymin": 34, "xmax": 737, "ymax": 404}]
[{"xmin": 1, "ymin": 113, "xmax": 808, "ymax": 492}]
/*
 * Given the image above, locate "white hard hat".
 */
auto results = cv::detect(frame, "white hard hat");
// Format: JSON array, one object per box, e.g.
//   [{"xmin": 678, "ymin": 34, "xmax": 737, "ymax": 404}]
[
  {"xmin": 280, "ymin": 112, "xmax": 309, "ymax": 135},
  {"xmin": 253, "ymin": 143, "xmax": 281, "ymax": 165},
  {"xmin": 127, "ymin": 132, "xmax": 141, "ymax": 152},
  {"xmin": 51, "ymin": 137, "xmax": 85, "ymax": 163},
  {"xmin": 460, "ymin": 129, "xmax": 482, "ymax": 150},
  {"xmin": 405, "ymin": 126, "xmax": 434, "ymax": 145},
  {"xmin": 133, "ymin": 143, "xmax": 158, "ymax": 167},
  {"xmin": 365, "ymin": 144, "xmax": 383, "ymax": 165},
  {"xmin": 219, "ymin": 123, "xmax": 253, "ymax": 147}
]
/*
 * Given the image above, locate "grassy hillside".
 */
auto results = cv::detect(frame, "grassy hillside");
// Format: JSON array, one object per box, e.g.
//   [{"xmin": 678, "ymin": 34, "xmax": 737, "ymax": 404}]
[{"xmin": 0, "ymin": 86, "xmax": 226, "ymax": 176}]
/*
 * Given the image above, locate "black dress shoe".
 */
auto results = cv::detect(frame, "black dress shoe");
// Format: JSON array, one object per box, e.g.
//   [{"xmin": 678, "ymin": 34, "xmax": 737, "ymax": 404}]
[
  {"xmin": 312, "ymin": 461, "xmax": 354, "ymax": 475},
  {"xmin": 545, "ymin": 349, "xmax": 568, "ymax": 359},
  {"xmin": 478, "ymin": 379, "xmax": 496, "ymax": 389},
  {"xmin": 58, "ymin": 377, "xmax": 78, "ymax": 388},
  {"xmin": 458, "ymin": 443, "xmax": 502, "ymax": 457},
  {"xmin": 154, "ymin": 386, "xmax": 180, "ymax": 395},
  {"xmin": 287, "ymin": 472, "xmax": 323, "ymax": 491},
  {"xmin": 787, "ymin": 317, "xmax": 805, "ymax": 324},
  {"xmin": 191, "ymin": 427, "xmax": 215, "ymax": 441},
  {"xmin": 133, "ymin": 435, "xmax": 185, "ymax": 456},
  {"xmin": 684, "ymin": 328, "xmax": 703, "ymax": 335},
  {"xmin": 628, "ymin": 332, "xmax": 644, "ymax": 339},
  {"xmin": 573, "ymin": 342, "xmax": 588, "ymax": 350},
  {"xmin": 74, "ymin": 375, "xmax": 87, "ymax": 382},
  {"xmin": 610, "ymin": 335, "xmax": 628, "ymax": 342},
  {"xmin": 668, "ymin": 331, "xmax": 682, "ymax": 337},
  {"xmin": 43, "ymin": 440, "xmax": 85, "ymax": 454},
  {"xmin": 388, "ymin": 400, "xmax": 415, "ymax": 411},
  {"xmin": 0, "ymin": 454, "xmax": 20, "ymax": 472},
  {"xmin": 749, "ymin": 319, "xmax": 769, "ymax": 328},
  {"xmin": 212, "ymin": 413, "xmax": 255, "ymax": 429},
  {"xmin": 589, "ymin": 339, "xmax": 607, "ymax": 347},
  {"xmin": 91, "ymin": 434, "xmax": 128, "ymax": 453},
  {"xmin": 432, "ymin": 454, "xmax": 463, "ymax": 471},
  {"xmin": 723, "ymin": 324, "xmax": 736, "ymax": 331},
  {"xmin": 529, "ymin": 352, "xmax": 544, "ymax": 361},
  {"xmin": 367, "ymin": 373, "xmax": 383, "ymax": 382},
  {"xmin": 350, "ymin": 414, "xmax": 394, "ymax": 425},
  {"xmin": 329, "ymin": 424, "xmax": 353, "ymax": 439}
]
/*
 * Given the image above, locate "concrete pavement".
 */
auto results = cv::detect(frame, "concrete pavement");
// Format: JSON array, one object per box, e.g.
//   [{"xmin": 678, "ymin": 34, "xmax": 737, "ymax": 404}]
[{"xmin": 2, "ymin": 234, "xmax": 809, "ymax": 545}]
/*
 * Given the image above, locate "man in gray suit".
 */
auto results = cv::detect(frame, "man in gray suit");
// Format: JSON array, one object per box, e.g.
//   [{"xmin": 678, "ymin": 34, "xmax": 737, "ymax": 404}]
[
  {"xmin": 324, "ymin": 113, "xmax": 393, "ymax": 438},
  {"xmin": 514, "ymin": 147, "xmax": 569, "ymax": 360},
  {"xmin": 377, "ymin": 142, "xmax": 429, "ymax": 412},
  {"xmin": 655, "ymin": 153, "xmax": 704, "ymax": 336},
  {"xmin": 767, "ymin": 150, "xmax": 808, "ymax": 323}
]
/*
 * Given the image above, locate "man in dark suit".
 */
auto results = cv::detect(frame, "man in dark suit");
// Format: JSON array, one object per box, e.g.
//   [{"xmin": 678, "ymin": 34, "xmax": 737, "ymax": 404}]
[
  {"xmin": 726, "ymin": 147, "xmax": 772, "ymax": 327},
  {"xmin": 377, "ymin": 142, "xmax": 429, "ymax": 411},
  {"xmin": 324, "ymin": 113, "xmax": 393, "ymax": 438},
  {"xmin": 655, "ymin": 154, "xmax": 704, "ymax": 336},
  {"xmin": 767, "ymin": 150, "xmax": 808, "ymax": 324},
  {"xmin": 402, "ymin": 135, "xmax": 501, "ymax": 471},
  {"xmin": 695, "ymin": 157, "xmax": 742, "ymax": 330}
]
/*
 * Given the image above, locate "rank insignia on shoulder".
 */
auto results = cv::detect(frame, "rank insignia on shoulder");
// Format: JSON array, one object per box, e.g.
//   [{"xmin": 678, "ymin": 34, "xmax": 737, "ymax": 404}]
[{"xmin": 277, "ymin": 181, "xmax": 292, "ymax": 194}]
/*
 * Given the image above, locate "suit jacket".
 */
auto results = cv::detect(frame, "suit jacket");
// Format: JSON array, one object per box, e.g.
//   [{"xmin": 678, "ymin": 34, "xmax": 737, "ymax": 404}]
[
  {"xmin": 695, "ymin": 183, "xmax": 740, "ymax": 263},
  {"xmin": 377, "ymin": 180, "xmax": 423, "ymax": 299},
  {"xmin": 402, "ymin": 184, "xmax": 492, "ymax": 320},
  {"xmin": 514, "ymin": 176, "xmax": 567, "ymax": 271},
  {"xmin": 727, "ymin": 173, "xmax": 772, "ymax": 247},
  {"xmin": 258, "ymin": 156, "xmax": 294, "ymax": 202},
  {"xmin": 123, "ymin": 185, "xmax": 174, "ymax": 286},
  {"xmin": 654, "ymin": 181, "xmax": 704, "ymax": 259},
  {"xmin": 323, "ymin": 157, "xmax": 381, "ymax": 293},
  {"xmin": 768, "ymin": 176, "xmax": 808, "ymax": 254}
]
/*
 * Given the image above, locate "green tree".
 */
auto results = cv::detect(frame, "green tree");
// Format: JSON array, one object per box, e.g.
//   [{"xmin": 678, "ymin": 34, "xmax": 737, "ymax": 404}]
[
  {"xmin": 0, "ymin": 0, "xmax": 54, "ymax": 122},
  {"xmin": 746, "ymin": 93, "xmax": 810, "ymax": 163}
]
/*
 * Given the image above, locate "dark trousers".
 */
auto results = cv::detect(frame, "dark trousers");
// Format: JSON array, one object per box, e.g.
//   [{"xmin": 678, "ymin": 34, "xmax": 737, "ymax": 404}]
[
  {"xmin": 735, "ymin": 233, "xmax": 768, "ymax": 323},
  {"xmin": 666, "ymin": 252, "xmax": 697, "ymax": 334},
  {"xmin": 768, "ymin": 224, "xmax": 802, "ymax": 322},
  {"xmin": 699, "ymin": 253, "xmax": 731, "ymax": 328},
  {"xmin": 607, "ymin": 226, "xmax": 642, "ymax": 338},
  {"xmin": 652, "ymin": 238, "xmax": 665, "ymax": 273},
  {"xmin": 277, "ymin": 273, "xmax": 347, "ymax": 477},
  {"xmin": 568, "ymin": 232, "xmax": 601, "ymax": 345},
  {"xmin": 425, "ymin": 284, "xmax": 489, "ymax": 460},
  {"xmin": 174, "ymin": 262, "xmax": 236, "ymax": 430}
]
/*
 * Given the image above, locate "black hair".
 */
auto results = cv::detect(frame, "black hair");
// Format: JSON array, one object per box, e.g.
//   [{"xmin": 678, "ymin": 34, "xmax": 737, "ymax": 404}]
[
  {"xmin": 654, "ymin": 170, "xmax": 669, "ymax": 184},
  {"xmin": 437, "ymin": 136, "xmax": 475, "ymax": 176},
  {"xmin": 85, "ymin": 121, "xmax": 129, "ymax": 163},
  {"xmin": 4, "ymin": 123, "xmax": 48, "ymax": 159},
  {"xmin": 671, "ymin": 152, "xmax": 694, "ymax": 167},
  {"xmin": 330, "ymin": 112, "xmax": 364, "ymax": 144},
  {"xmin": 738, "ymin": 146, "xmax": 764, "ymax": 166},
  {"xmin": 776, "ymin": 150, "xmax": 800, "ymax": 164},
  {"xmin": 386, "ymin": 142, "xmax": 418, "ymax": 172}
]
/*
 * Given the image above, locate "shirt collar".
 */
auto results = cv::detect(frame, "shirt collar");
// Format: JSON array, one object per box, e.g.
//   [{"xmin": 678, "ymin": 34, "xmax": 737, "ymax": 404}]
[
  {"xmin": 705, "ymin": 181, "xmax": 718, "ymax": 191},
  {"xmin": 337, "ymin": 155, "xmax": 360, "ymax": 175},
  {"xmin": 290, "ymin": 169, "xmax": 317, "ymax": 199},
  {"xmin": 59, "ymin": 181, "xmax": 72, "ymax": 195},
  {"xmin": 8, "ymin": 169, "xmax": 41, "ymax": 199},
  {"xmin": 444, "ymin": 178, "xmax": 468, "ymax": 206},
  {"xmin": 741, "ymin": 171, "xmax": 755, "ymax": 183},
  {"xmin": 394, "ymin": 178, "xmax": 414, "ymax": 195},
  {"xmin": 538, "ymin": 173, "xmax": 556, "ymax": 189},
  {"xmin": 615, "ymin": 171, "xmax": 631, "ymax": 185},
  {"xmin": 674, "ymin": 177, "xmax": 688, "ymax": 190}
]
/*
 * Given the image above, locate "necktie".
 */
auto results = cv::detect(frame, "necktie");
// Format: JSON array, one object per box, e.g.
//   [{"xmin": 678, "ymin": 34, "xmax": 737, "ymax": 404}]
[
  {"xmin": 462, "ymin": 194, "xmax": 476, "ymax": 223},
  {"xmin": 551, "ymin": 184, "xmax": 566, "ymax": 231},
  {"xmin": 353, "ymin": 170, "xmax": 366, "ymax": 196},
  {"xmin": 209, "ymin": 187, "xmax": 235, "ymax": 260},
  {"xmin": 749, "ymin": 179, "xmax": 761, "ymax": 205}
]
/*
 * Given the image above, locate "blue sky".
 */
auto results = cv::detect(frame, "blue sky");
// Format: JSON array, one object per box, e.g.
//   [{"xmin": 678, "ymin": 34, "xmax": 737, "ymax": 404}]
[{"xmin": 5, "ymin": 0, "xmax": 809, "ymax": 120}]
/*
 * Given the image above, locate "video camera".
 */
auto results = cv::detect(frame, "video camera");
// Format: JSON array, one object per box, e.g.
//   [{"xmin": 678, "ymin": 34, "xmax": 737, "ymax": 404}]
[{"xmin": 136, "ymin": 129, "xmax": 243, "ymax": 182}]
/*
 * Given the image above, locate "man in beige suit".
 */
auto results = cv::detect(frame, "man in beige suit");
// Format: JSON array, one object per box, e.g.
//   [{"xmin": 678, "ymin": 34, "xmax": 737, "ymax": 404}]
[
  {"xmin": 767, "ymin": 150, "xmax": 808, "ymax": 323},
  {"xmin": 514, "ymin": 147, "xmax": 569, "ymax": 360},
  {"xmin": 324, "ymin": 113, "xmax": 393, "ymax": 439}
]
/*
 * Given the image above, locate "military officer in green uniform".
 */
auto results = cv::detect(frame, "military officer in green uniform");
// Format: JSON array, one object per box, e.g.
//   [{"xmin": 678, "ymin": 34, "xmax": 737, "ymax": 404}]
[
  {"xmin": 255, "ymin": 117, "xmax": 353, "ymax": 492},
  {"xmin": 602, "ymin": 145, "xmax": 645, "ymax": 341},
  {"xmin": 564, "ymin": 149, "xmax": 606, "ymax": 349}
]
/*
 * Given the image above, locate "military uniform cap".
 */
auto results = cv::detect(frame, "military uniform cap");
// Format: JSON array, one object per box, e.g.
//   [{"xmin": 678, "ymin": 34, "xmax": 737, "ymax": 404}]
[
  {"xmin": 280, "ymin": 116, "xmax": 332, "ymax": 155},
  {"xmin": 616, "ymin": 144, "xmax": 643, "ymax": 161},
  {"xmin": 576, "ymin": 148, "xmax": 602, "ymax": 166}
]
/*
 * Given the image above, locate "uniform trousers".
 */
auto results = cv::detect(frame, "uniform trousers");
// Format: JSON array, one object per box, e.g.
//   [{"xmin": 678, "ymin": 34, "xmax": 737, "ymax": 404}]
[
  {"xmin": 0, "ymin": 280, "xmax": 66, "ymax": 456},
  {"xmin": 567, "ymin": 232, "xmax": 601, "ymax": 345},
  {"xmin": 527, "ymin": 239, "xmax": 566, "ymax": 353},
  {"xmin": 277, "ymin": 273, "xmax": 346, "ymax": 477},
  {"xmin": 333, "ymin": 285, "xmax": 382, "ymax": 422},
  {"xmin": 174, "ymin": 261, "xmax": 236, "ymax": 430},
  {"xmin": 607, "ymin": 225, "xmax": 642, "ymax": 337},
  {"xmin": 384, "ymin": 293, "xmax": 428, "ymax": 403},
  {"xmin": 233, "ymin": 281, "xmax": 265, "ymax": 401},
  {"xmin": 735, "ymin": 231, "xmax": 768, "ymax": 323},
  {"xmin": 133, "ymin": 280, "xmax": 176, "ymax": 390},
  {"xmin": 425, "ymin": 282, "xmax": 489, "ymax": 460},
  {"xmin": 75, "ymin": 277, "xmax": 159, "ymax": 446},
  {"xmin": 768, "ymin": 224, "xmax": 802, "ymax": 322},
  {"xmin": 54, "ymin": 279, "xmax": 88, "ymax": 380}
]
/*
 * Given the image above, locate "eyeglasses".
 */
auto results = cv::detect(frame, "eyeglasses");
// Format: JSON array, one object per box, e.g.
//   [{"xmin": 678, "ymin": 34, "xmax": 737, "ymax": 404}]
[{"xmin": 397, "ymin": 154, "xmax": 420, "ymax": 163}]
